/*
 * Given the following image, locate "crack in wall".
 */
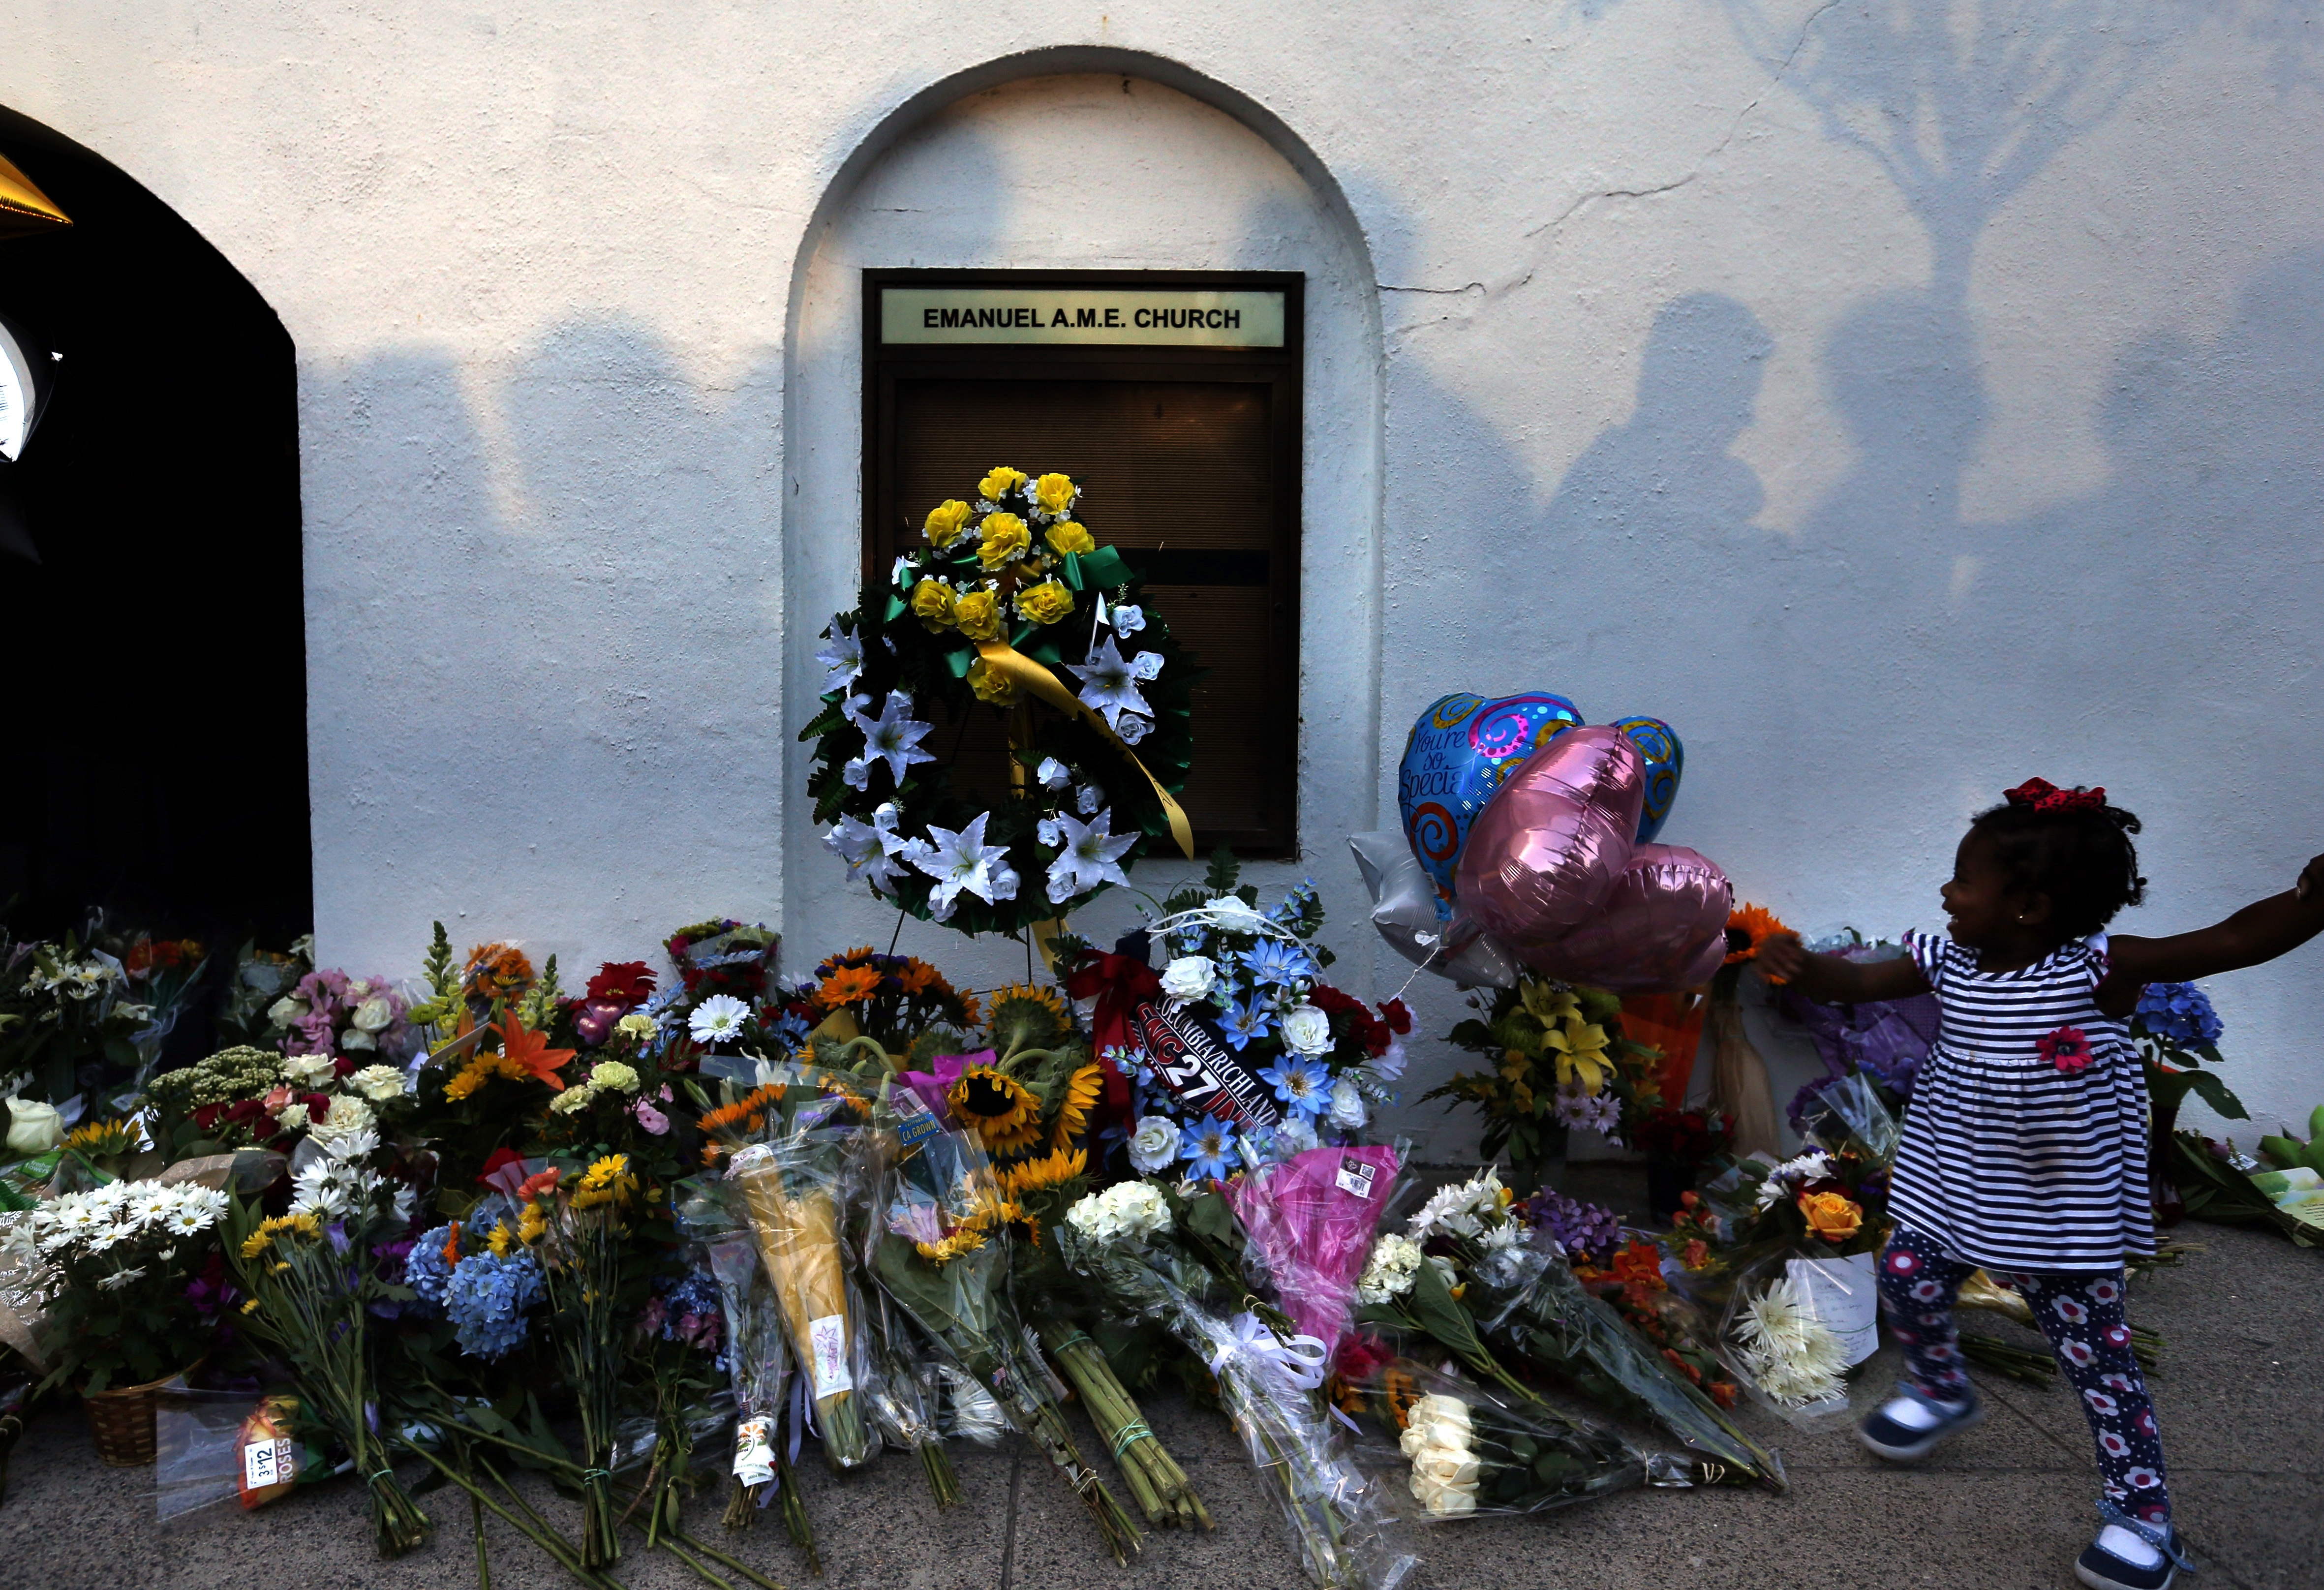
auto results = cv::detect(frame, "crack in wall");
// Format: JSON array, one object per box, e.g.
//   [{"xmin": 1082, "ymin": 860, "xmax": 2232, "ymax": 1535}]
[{"xmin": 1378, "ymin": 0, "xmax": 1843, "ymax": 319}]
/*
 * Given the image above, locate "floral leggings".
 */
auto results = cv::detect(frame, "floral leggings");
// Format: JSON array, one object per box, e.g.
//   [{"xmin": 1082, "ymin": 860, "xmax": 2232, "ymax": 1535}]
[{"xmin": 1879, "ymin": 1226, "xmax": 2171, "ymax": 1526}]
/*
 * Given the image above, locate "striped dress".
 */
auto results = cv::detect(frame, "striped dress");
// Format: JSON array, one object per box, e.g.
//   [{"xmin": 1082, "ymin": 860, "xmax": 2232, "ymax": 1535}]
[{"xmin": 1887, "ymin": 929, "xmax": 2154, "ymax": 1271}]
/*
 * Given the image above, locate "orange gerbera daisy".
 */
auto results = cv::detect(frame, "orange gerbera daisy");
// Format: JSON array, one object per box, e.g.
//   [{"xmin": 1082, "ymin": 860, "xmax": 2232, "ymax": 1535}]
[
  {"xmin": 1723, "ymin": 902, "xmax": 1791, "ymax": 967},
  {"xmin": 818, "ymin": 963, "xmax": 883, "ymax": 1009}
]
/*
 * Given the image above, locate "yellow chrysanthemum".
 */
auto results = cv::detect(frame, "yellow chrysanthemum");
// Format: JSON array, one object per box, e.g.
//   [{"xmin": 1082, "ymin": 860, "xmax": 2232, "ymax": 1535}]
[
  {"xmin": 978, "ymin": 466, "xmax": 1028, "ymax": 502},
  {"xmin": 910, "ymin": 577, "xmax": 957, "ymax": 630},
  {"xmin": 952, "ymin": 587, "xmax": 1003, "ymax": 642},
  {"xmin": 1049, "ymin": 1063, "xmax": 1104, "ymax": 1151},
  {"xmin": 1013, "ymin": 579, "xmax": 1074, "ymax": 627},
  {"xmin": 976, "ymin": 513, "xmax": 1031, "ymax": 570},
  {"xmin": 924, "ymin": 498, "xmax": 974, "ymax": 548},
  {"xmin": 967, "ymin": 657, "xmax": 1018, "ymax": 706},
  {"xmin": 444, "ymin": 1047, "xmax": 528, "ymax": 1102},
  {"xmin": 1043, "ymin": 520, "xmax": 1095, "ymax": 557},
  {"xmin": 948, "ymin": 1066, "xmax": 1043, "ymax": 1154}
]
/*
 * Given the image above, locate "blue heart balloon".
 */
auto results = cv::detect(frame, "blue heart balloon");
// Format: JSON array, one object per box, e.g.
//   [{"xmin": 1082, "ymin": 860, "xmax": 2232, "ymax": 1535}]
[
  {"xmin": 1607, "ymin": 715, "xmax": 1684, "ymax": 843},
  {"xmin": 1397, "ymin": 691, "xmax": 1585, "ymax": 918}
]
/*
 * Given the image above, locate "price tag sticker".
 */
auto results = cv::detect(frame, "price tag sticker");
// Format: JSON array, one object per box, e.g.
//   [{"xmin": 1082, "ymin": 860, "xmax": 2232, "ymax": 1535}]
[
  {"xmin": 807, "ymin": 1314, "xmax": 854, "ymax": 1399},
  {"xmin": 242, "ymin": 1437, "xmax": 296, "ymax": 1489},
  {"xmin": 1333, "ymin": 1157, "xmax": 1377, "ymax": 1199},
  {"xmin": 890, "ymin": 1087, "xmax": 941, "ymax": 1149}
]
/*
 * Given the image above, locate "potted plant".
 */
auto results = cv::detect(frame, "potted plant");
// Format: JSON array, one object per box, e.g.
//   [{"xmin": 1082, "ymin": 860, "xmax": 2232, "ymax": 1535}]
[{"xmin": 2, "ymin": 1175, "xmax": 236, "ymax": 1463}]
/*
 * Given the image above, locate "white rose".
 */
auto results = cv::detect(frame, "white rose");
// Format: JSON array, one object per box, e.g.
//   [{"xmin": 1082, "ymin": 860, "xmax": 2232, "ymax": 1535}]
[
  {"xmin": 350, "ymin": 1064, "xmax": 410, "ymax": 1101},
  {"xmin": 309, "ymin": 1095, "xmax": 375, "ymax": 1142},
  {"xmin": 1158, "ymin": 956, "xmax": 1216, "ymax": 1002},
  {"xmin": 266, "ymin": 995, "xmax": 308, "ymax": 1028},
  {"xmin": 1273, "ymin": 1113, "xmax": 1319, "ymax": 1155},
  {"xmin": 1414, "ymin": 1445, "xmax": 1480, "ymax": 1486},
  {"xmin": 1328, "ymin": 1076, "xmax": 1368, "ymax": 1131},
  {"xmin": 1279, "ymin": 1003, "xmax": 1333, "ymax": 1056},
  {"xmin": 282, "ymin": 1053, "xmax": 336, "ymax": 1087},
  {"xmin": 1204, "ymin": 895, "xmax": 1266, "ymax": 935},
  {"xmin": 5, "ymin": 1099, "xmax": 63, "ymax": 1155},
  {"xmin": 275, "ymin": 1103, "xmax": 310, "ymax": 1132},
  {"xmin": 351, "ymin": 995, "xmax": 395, "ymax": 1033},
  {"xmin": 341, "ymin": 1027, "xmax": 377, "ymax": 1052},
  {"xmin": 1128, "ymin": 1116, "xmax": 1181, "ymax": 1175}
]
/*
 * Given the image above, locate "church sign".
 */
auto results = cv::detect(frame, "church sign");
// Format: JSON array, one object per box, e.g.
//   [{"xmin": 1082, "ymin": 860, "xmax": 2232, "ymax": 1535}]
[{"xmin": 880, "ymin": 286, "xmax": 1286, "ymax": 348}]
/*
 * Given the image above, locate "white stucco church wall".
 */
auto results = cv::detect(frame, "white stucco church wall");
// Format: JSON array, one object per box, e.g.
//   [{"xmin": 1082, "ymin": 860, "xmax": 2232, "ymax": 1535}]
[{"xmin": 3, "ymin": 2, "xmax": 2319, "ymax": 1153}]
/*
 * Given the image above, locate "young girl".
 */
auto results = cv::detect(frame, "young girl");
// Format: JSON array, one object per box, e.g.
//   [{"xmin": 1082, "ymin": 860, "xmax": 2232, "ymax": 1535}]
[{"xmin": 1759, "ymin": 778, "xmax": 2324, "ymax": 1590}]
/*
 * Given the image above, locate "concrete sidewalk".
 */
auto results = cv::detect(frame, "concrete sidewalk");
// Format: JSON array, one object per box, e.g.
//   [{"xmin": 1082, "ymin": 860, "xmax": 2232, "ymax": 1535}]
[{"xmin": 3, "ymin": 1202, "xmax": 2314, "ymax": 1590}]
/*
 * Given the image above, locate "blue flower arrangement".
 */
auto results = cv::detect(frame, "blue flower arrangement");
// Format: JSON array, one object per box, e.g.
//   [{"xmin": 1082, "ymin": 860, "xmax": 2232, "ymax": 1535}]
[
  {"xmin": 2133, "ymin": 981, "xmax": 2225, "ymax": 1049},
  {"xmin": 445, "ymin": 1250, "xmax": 546, "ymax": 1359}
]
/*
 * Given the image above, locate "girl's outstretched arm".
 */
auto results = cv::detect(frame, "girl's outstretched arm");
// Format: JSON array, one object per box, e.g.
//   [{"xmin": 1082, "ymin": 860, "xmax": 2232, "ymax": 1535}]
[
  {"xmin": 1757, "ymin": 933, "xmax": 1930, "ymax": 1004},
  {"xmin": 2102, "ymin": 854, "xmax": 2324, "ymax": 1004}
]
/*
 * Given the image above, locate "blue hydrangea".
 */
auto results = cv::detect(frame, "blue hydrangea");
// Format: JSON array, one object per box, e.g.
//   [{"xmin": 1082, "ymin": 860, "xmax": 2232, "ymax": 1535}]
[
  {"xmin": 2134, "ymin": 982, "xmax": 2224, "ymax": 1047},
  {"xmin": 445, "ymin": 1251, "xmax": 545, "ymax": 1359},
  {"xmin": 404, "ymin": 1224, "xmax": 457, "ymax": 1315}
]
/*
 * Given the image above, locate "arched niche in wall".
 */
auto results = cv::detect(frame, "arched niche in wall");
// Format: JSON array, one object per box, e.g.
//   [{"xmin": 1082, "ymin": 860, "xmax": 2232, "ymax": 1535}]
[
  {"xmin": 782, "ymin": 52, "xmax": 1384, "ymax": 978},
  {"xmin": 0, "ymin": 105, "xmax": 309, "ymax": 964}
]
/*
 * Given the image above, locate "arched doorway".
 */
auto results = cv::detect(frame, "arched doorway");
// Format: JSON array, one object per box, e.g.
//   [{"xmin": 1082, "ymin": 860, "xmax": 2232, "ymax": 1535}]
[
  {"xmin": 0, "ymin": 106, "xmax": 309, "ymax": 958},
  {"xmin": 782, "ymin": 56, "xmax": 1385, "ymax": 979}
]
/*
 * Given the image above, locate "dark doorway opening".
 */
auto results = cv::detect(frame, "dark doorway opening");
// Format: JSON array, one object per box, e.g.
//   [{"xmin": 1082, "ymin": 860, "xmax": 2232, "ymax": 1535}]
[{"xmin": 0, "ymin": 105, "xmax": 310, "ymax": 956}]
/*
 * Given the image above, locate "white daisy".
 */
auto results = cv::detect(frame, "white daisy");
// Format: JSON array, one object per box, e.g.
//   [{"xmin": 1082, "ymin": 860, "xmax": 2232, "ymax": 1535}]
[
  {"xmin": 95, "ymin": 1266, "xmax": 147, "ymax": 1291},
  {"xmin": 689, "ymin": 994, "xmax": 751, "ymax": 1045}
]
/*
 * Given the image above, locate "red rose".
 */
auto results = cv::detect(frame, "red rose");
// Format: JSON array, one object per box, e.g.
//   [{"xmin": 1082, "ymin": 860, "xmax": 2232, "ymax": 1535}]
[
  {"xmin": 192, "ymin": 1102, "xmax": 223, "ymax": 1131},
  {"xmin": 332, "ymin": 1056, "xmax": 357, "ymax": 1079}
]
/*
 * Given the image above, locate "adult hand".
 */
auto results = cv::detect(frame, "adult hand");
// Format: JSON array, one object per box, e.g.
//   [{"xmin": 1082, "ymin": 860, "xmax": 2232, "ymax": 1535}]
[
  {"xmin": 1757, "ymin": 931, "xmax": 1807, "ymax": 984},
  {"xmin": 2299, "ymin": 855, "xmax": 2323, "ymax": 903}
]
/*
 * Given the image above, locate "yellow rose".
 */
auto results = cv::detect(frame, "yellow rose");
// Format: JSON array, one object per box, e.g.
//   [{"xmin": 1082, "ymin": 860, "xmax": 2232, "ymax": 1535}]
[
  {"xmin": 977, "ymin": 513, "xmax": 1030, "ymax": 569},
  {"xmin": 1044, "ymin": 520, "xmax": 1096, "ymax": 557},
  {"xmin": 1014, "ymin": 579, "xmax": 1075, "ymax": 627},
  {"xmin": 952, "ymin": 587, "xmax": 1003, "ymax": 642},
  {"xmin": 910, "ymin": 578, "xmax": 957, "ymax": 630},
  {"xmin": 1798, "ymin": 1190, "xmax": 1864, "ymax": 1244},
  {"xmin": 966, "ymin": 658, "xmax": 1018, "ymax": 706},
  {"xmin": 978, "ymin": 466, "xmax": 1028, "ymax": 503},
  {"xmin": 924, "ymin": 498, "xmax": 973, "ymax": 548},
  {"xmin": 1031, "ymin": 472, "xmax": 1077, "ymax": 518}
]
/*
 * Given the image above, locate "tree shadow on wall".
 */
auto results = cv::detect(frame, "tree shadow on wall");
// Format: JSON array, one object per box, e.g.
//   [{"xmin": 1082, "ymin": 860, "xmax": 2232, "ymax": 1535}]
[{"xmin": 307, "ymin": 322, "xmax": 784, "ymax": 953}]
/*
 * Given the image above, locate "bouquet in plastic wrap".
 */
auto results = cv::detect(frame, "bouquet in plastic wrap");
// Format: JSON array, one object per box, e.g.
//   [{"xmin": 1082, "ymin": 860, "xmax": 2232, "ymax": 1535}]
[
  {"xmin": 700, "ymin": 1069, "xmax": 884, "ymax": 1472},
  {"xmin": 224, "ymin": 1141, "xmax": 432, "ymax": 1556},
  {"xmin": 1059, "ymin": 1177, "xmax": 1411, "ymax": 1590},
  {"xmin": 1227, "ymin": 1142, "xmax": 1405, "ymax": 1355},
  {"xmin": 1332, "ymin": 1347, "xmax": 1691, "ymax": 1519},
  {"xmin": 1353, "ymin": 1169, "xmax": 1782, "ymax": 1489},
  {"xmin": 865, "ymin": 1126, "xmax": 1142, "ymax": 1563}
]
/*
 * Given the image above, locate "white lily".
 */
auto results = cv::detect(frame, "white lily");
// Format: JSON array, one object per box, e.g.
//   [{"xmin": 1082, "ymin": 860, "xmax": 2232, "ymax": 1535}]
[
  {"xmin": 816, "ymin": 621, "xmax": 865, "ymax": 694},
  {"xmin": 844, "ymin": 692, "xmax": 938, "ymax": 788},
  {"xmin": 907, "ymin": 811, "xmax": 1020, "ymax": 918},
  {"xmin": 1045, "ymin": 808, "xmax": 1137, "ymax": 904},
  {"xmin": 1067, "ymin": 633, "xmax": 1154, "ymax": 731}
]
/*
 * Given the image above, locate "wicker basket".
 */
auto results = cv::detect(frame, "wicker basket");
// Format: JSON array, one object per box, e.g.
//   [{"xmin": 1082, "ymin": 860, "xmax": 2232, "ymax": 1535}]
[{"xmin": 80, "ymin": 1365, "xmax": 195, "ymax": 1467}]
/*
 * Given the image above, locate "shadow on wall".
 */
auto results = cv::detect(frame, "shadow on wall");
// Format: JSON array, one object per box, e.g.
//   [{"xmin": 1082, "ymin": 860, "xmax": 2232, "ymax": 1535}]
[{"xmin": 308, "ymin": 322, "xmax": 784, "ymax": 953}]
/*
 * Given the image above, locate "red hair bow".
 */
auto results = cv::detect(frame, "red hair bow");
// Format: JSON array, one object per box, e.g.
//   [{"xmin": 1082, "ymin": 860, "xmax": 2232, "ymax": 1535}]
[{"xmin": 2005, "ymin": 778, "xmax": 2106, "ymax": 814}]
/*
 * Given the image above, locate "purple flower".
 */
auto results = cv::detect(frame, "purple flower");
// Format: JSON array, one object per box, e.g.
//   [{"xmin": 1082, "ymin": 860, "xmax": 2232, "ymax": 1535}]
[{"xmin": 1522, "ymin": 1189, "xmax": 1622, "ymax": 1262}]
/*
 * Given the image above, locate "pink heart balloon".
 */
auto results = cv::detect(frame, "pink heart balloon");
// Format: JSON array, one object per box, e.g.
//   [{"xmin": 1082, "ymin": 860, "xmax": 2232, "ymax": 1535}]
[
  {"xmin": 1525, "ymin": 843, "xmax": 1733, "ymax": 992},
  {"xmin": 1453, "ymin": 726, "xmax": 1644, "ymax": 955}
]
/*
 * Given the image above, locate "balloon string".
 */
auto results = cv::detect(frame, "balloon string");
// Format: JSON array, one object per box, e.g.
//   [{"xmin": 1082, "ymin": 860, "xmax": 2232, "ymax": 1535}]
[{"xmin": 1391, "ymin": 941, "xmax": 1445, "ymax": 1007}]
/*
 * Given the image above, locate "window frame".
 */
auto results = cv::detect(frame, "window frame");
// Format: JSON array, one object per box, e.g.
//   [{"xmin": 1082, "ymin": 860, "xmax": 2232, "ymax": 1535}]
[{"xmin": 860, "ymin": 267, "xmax": 1306, "ymax": 857}]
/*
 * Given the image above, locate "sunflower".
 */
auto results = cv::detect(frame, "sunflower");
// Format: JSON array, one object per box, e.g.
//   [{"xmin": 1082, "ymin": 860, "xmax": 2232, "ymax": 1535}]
[
  {"xmin": 818, "ymin": 963, "xmax": 884, "ymax": 1009},
  {"xmin": 895, "ymin": 960, "xmax": 941, "ymax": 997},
  {"xmin": 1049, "ymin": 1062, "xmax": 1104, "ymax": 1150},
  {"xmin": 1001, "ymin": 1144, "xmax": 1088, "ymax": 1199},
  {"xmin": 916, "ymin": 1226, "xmax": 988, "ymax": 1265},
  {"xmin": 698, "ymin": 1084, "xmax": 782, "ymax": 1142},
  {"xmin": 62, "ymin": 1120, "xmax": 138, "ymax": 1158},
  {"xmin": 985, "ymin": 982, "xmax": 1070, "ymax": 1056},
  {"xmin": 1724, "ymin": 902, "xmax": 1791, "ymax": 967},
  {"xmin": 948, "ymin": 1066, "xmax": 1044, "ymax": 1153}
]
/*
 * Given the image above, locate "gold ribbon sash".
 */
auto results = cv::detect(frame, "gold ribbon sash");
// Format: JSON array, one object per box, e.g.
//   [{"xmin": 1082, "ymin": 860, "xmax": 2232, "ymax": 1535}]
[{"xmin": 973, "ymin": 640, "xmax": 1194, "ymax": 859}]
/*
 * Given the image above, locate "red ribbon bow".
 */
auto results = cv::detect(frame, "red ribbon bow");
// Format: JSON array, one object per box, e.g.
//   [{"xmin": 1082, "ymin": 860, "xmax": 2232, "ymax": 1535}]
[
  {"xmin": 2004, "ymin": 777, "xmax": 2106, "ymax": 814},
  {"xmin": 1063, "ymin": 951, "xmax": 1163, "ymax": 1129}
]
